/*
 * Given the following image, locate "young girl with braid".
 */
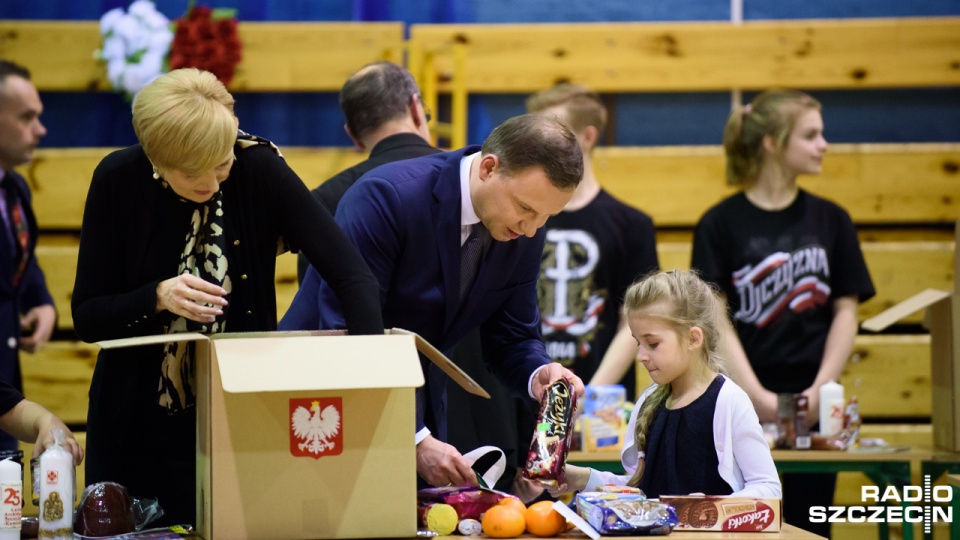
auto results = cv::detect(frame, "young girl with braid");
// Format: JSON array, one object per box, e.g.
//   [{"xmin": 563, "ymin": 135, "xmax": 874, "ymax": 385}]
[{"xmin": 551, "ymin": 270, "xmax": 780, "ymax": 499}]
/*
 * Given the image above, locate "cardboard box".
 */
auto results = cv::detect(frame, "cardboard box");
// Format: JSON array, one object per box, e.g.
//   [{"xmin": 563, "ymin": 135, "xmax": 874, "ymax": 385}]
[
  {"xmin": 99, "ymin": 329, "xmax": 488, "ymax": 539},
  {"xmin": 861, "ymin": 221, "xmax": 959, "ymax": 451},
  {"xmin": 659, "ymin": 495, "xmax": 782, "ymax": 532}
]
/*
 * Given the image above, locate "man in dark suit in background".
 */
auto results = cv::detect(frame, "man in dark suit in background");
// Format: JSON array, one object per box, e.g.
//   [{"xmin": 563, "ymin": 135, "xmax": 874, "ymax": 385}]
[
  {"xmin": 281, "ymin": 113, "xmax": 585, "ymax": 488},
  {"xmin": 0, "ymin": 60, "xmax": 57, "ymax": 452},
  {"xmin": 296, "ymin": 61, "xmax": 438, "ymax": 283}
]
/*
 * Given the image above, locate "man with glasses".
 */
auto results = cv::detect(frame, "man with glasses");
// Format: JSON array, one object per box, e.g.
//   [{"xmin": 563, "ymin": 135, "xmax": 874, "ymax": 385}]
[{"xmin": 297, "ymin": 61, "xmax": 438, "ymax": 283}]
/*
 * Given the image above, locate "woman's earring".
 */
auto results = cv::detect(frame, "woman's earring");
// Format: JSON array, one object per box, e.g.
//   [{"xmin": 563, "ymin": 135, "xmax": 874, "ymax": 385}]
[{"xmin": 152, "ymin": 166, "xmax": 160, "ymax": 180}]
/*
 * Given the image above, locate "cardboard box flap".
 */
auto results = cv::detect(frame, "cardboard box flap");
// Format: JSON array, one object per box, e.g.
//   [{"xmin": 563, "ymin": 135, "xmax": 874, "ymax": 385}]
[
  {"xmin": 98, "ymin": 328, "xmax": 490, "ymax": 397},
  {"xmin": 861, "ymin": 289, "xmax": 953, "ymax": 332},
  {"xmin": 97, "ymin": 332, "xmax": 209, "ymax": 349},
  {"xmin": 214, "ymin": 334, "xmax": 424, "ymax": 393},
  {"xmin": 96, "ymin": 330, "xmax": 337, "ymax": 349},
  {"xmin": 389, "ymin": 328, "xmax": 491, "ymax": 399}
]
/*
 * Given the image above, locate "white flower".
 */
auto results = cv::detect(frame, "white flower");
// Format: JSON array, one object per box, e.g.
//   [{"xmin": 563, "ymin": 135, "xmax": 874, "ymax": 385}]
[
  {"xmin": 95, "ymin": 0, "xmax": 173, "ymax": 99},
  {"xmin": 99, "ymin": 8, "xmax": 125, "ymax": 35}
]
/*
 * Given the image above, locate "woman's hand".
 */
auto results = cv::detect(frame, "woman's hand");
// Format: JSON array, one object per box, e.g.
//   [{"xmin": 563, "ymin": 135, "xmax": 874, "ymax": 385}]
[{"xmin": 156, "ymin": 274, "xmax": 228, "ymax": 323}]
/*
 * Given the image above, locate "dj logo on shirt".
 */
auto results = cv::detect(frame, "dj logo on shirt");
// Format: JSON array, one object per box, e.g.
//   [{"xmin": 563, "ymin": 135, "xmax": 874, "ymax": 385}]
[
  {"xmin": 539, "ymin": 229, "xmax": 605, "ymax": 365},
  {"xmin": 732, "ymin": 244, "xmax": 831, "ymax": 328}
]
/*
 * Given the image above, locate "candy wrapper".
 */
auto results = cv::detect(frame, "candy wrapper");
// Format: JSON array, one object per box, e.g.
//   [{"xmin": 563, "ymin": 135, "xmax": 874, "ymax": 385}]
[
  {"xmin": 522, "ymin": 378, "xmax": 578, "ymax": 487},
  {"xmin": 417, "ymin": 486, "xmax": 515, "ymax": 520},
  {"xmin": 576, "ymin": 492, "xmax": 677, "ymax": 535}
]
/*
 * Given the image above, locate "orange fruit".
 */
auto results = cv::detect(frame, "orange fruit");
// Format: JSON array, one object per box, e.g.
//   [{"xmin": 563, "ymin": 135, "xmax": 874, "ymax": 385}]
[
  {"xmin": 525, "ymin": 500, "xmax": 567, "ymax": 537},
  {"xmin": 498, "ymin": 496, "xmax": 528, "ymax": 515},
  {"xmin": 481, "ymin": 504, "xmax": 526, "ymax": 538}
]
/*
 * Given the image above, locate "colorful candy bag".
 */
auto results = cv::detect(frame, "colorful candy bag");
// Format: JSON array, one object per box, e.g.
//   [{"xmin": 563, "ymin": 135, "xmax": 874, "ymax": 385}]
[
  {"xmin": 417, "ymin": 486, "xmax": 515, "ymax": 520},
  {"xmin": 522, "ymin": 378, "xmax": 578, "ymax": 487},
  {"xmin": 576, "ymin": 492, "xmax": 678, "ymax": 536}
]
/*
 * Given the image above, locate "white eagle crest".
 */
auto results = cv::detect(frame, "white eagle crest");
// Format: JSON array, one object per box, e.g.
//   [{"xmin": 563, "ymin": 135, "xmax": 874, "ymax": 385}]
[{"xmin": 291, "ymin": 400, "xmax": 340, "ymax": 454}]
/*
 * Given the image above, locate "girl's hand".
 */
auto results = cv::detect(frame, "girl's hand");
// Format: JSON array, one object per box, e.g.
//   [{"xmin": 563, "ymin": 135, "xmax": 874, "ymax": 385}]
[
  {"xmin": 543, "ymin": 464, "xmax": 590, "ymax": 497},
  {"xmin": 156, "ymin": 274, "xmax": 228, "ymax": 323}
]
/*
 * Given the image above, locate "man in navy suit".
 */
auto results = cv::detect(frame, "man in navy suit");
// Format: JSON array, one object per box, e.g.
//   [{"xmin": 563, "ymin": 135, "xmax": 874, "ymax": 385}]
[
  {"xmin": 296, "ymin": 60, "xmax": 438, "ymax": 283},
  {"xmin": 0, "ymin": 61, "xmax": 56, "ymax": 452},
  {"xmin": 281, "ymin": 113, "xmax": 585, "ymax": 487}
]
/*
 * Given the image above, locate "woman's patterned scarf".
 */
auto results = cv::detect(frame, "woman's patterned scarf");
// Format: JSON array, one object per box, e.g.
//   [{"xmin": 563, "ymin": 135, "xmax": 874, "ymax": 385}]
[{"xmin": 157, "ymin": 131, "xmax": 283, "ymax": 413}]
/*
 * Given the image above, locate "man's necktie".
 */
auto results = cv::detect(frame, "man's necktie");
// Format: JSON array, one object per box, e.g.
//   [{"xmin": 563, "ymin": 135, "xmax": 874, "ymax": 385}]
[
  {"xmin": 459, "ymin": 223, "xmax": 488, "ymax": 306},
  {"xmin": 3, "ymin": 180, "xmax": 29, "ymax": 287}
]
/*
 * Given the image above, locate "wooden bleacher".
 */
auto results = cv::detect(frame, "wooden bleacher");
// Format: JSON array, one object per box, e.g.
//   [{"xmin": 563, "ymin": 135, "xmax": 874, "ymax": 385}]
[
  {"xmin": 20, "ymin": 143, "xmax": 956, "ymax": 426},
  {"xmin": 4, "ymin": 19, "xmax": 958, "ymax": 532},
  {"xmin": 408, "ymin": 18, "xmax": 960, "ymax": 145},
  {"xmin": 0, "ymin": 21, "xmax": 405, "ymax": 91}
]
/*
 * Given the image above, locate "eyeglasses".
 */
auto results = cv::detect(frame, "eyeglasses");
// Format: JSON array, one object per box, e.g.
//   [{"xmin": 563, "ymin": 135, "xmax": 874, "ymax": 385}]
[{"xmin": 417, "ymin": 94, "xmax": 432, "ymax": 123}]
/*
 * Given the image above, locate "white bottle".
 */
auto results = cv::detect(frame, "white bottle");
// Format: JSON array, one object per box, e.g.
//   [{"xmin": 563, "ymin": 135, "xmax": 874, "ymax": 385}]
[
  {"xmin": 819, "ymin": 380, "xmax": 845, "ymax": 436},
  {"xmin": 0, "ymin": 458, "xmax": 21, "ymax": 540},
  {"xmin": 39, "ymin": 430, "xmax": 74, "ymax": 540}
]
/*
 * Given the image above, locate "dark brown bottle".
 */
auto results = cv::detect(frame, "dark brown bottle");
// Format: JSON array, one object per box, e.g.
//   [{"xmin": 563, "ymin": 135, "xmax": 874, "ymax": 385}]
[{"xmin": 794, "ymin": 394, "xmax": 811, "ymax": 450}]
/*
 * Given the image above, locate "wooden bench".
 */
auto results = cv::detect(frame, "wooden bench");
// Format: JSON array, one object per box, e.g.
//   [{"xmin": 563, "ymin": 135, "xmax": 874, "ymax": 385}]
[
  {"xmin": 408, "ymin": 17, "xmax": 960, "ymax": 145},
  {"xmin": 26, "ymin": 143, "xmax": 956, "ymax": 327},
  {"xmin": 20, "ymin": 141, "xmax": 953, "ymax": 430},
  {"xmin": 7, "ymin": 20, "xmax": 957, "ymax": 454},
  {"xmin": 0, "ymin": 21, "xmax": 404, "ymax": 92}
]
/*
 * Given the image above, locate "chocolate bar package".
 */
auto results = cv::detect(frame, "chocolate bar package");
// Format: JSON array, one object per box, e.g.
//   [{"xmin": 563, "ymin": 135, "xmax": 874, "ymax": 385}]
[
  {"xmin": 522, "ymin": 379, "xmax": 578, "ymax": 486},
  {"xmin": 659, "ymin": 495, "xmax": 782, "ymax": 532},
  {"xmin": 575, "ymin": 492, "xmax": 677, "ymax": 536}
]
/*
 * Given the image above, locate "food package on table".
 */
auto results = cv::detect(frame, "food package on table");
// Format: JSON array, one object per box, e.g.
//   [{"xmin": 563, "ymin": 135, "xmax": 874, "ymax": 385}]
[
  {"xmin": 595, "ymin": 484, "xmax": 644, "ymax": 494},
  {"xmin": 581, "ymin": 386, "xmax": 627, "ymax": 452},
  {"xmin": 522, "ymin": 378, "xmax": 578, "ymax": 487},
  {"xmin": 659, "ymin": 495, "xmax": 782, "ymax": 532},
  {"xmin": 575, "ymin": 492, "xmax": 677, "ymax": 536},
  {"xmin": 417, "ymin": 486, "xmax": 518, "ymax": 520},
  {"xmin": 73, "ymin": 481, "xmax": 164, "ymax": 538},
  {"xmin": 811, "ymin": 396, "xmax": 862, "ymax": 451}
]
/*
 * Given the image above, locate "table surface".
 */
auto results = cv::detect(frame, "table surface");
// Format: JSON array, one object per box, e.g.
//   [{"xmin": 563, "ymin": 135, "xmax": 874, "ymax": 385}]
[
  {"xmin": 569, "ymin": 446, "xmax": 956, "ymax": 464},
  {"xmin": 434, "ymin": 523, "xmax": 823, "ymax": 539},
  {"xmin": 948, "ymin": 474, "xmax": 960, "ymax": 488}
]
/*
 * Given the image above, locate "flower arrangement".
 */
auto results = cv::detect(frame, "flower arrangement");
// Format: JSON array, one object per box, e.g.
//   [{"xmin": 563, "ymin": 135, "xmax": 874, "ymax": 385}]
[
  {"xmin": 95, "ymin": 1, "xmax": 242, "ymax": 99},
  {"xmin": 168, "ymin": 5, "xmax": 243, "ymax": 86},
  {"xmin": 96, "ymin": 0, "xmax": 173, "ymax": 98}
]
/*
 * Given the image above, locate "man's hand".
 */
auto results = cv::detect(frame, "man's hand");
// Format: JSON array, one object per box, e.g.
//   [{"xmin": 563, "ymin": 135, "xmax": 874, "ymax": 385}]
[
  {"xmin": 20, "ymin": 304, "xmax": 56, "ymax": 354},
  {"xmin": 416, "ymin": 435, "xmax": 478, "ymax": 487},
  {"xmin": 532, "ymin": 362, "xmax": 585, "ymax": 402}
]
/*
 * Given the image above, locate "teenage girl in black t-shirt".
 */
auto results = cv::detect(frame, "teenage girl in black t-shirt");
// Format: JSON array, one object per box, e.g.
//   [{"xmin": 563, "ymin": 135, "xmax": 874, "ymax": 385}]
[{"xmin": 691, "ymin": 90, "xmax": 875, "ymax": 537}]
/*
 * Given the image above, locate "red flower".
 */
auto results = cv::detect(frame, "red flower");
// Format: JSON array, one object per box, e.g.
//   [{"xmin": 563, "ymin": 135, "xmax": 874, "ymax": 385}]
[{"xmin": 169, "ymin": 5, "xmax": 242, "ymax": 86}]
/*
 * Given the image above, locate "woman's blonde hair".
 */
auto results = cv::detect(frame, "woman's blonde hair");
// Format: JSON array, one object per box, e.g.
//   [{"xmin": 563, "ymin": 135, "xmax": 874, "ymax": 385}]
[
  {"xmin": 624, "ymin": 269, "xmax": 729, "ymax": 488},
  {"xmin": 722, "ymin": 89, "xmax": 821, "ymax": 187},
  {"xmin": 132, "ymin": 68, "xmax": 237, "ymax": 176}
]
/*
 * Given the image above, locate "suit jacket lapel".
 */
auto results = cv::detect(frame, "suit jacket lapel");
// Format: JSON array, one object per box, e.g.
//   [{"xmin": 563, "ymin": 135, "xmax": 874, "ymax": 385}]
[{"xmin": 431, "ymin": 147, "xmax": 478, "ymax": 332}]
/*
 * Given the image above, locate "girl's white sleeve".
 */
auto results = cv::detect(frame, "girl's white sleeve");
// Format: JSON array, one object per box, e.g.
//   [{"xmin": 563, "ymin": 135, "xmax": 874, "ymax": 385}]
[
  {"xmin": 729, "ymin": 389, "xmax": 782, "ymax": 498},
  {"xmin": 582, "ymin": 385, "xmax": 652, "ymax": 492}
]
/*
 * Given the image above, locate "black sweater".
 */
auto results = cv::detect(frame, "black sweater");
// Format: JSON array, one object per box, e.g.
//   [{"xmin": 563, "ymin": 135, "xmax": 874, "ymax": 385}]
[{"xmin": 72, "ymin": 142, "xmax": 383, "ymax": 340}]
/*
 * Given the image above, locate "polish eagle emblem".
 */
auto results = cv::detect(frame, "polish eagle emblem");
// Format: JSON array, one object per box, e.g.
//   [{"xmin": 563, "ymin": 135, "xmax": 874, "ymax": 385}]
[{"xmin": 291, "ymin": 399, "xmax": 341, "ymax": 456}]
